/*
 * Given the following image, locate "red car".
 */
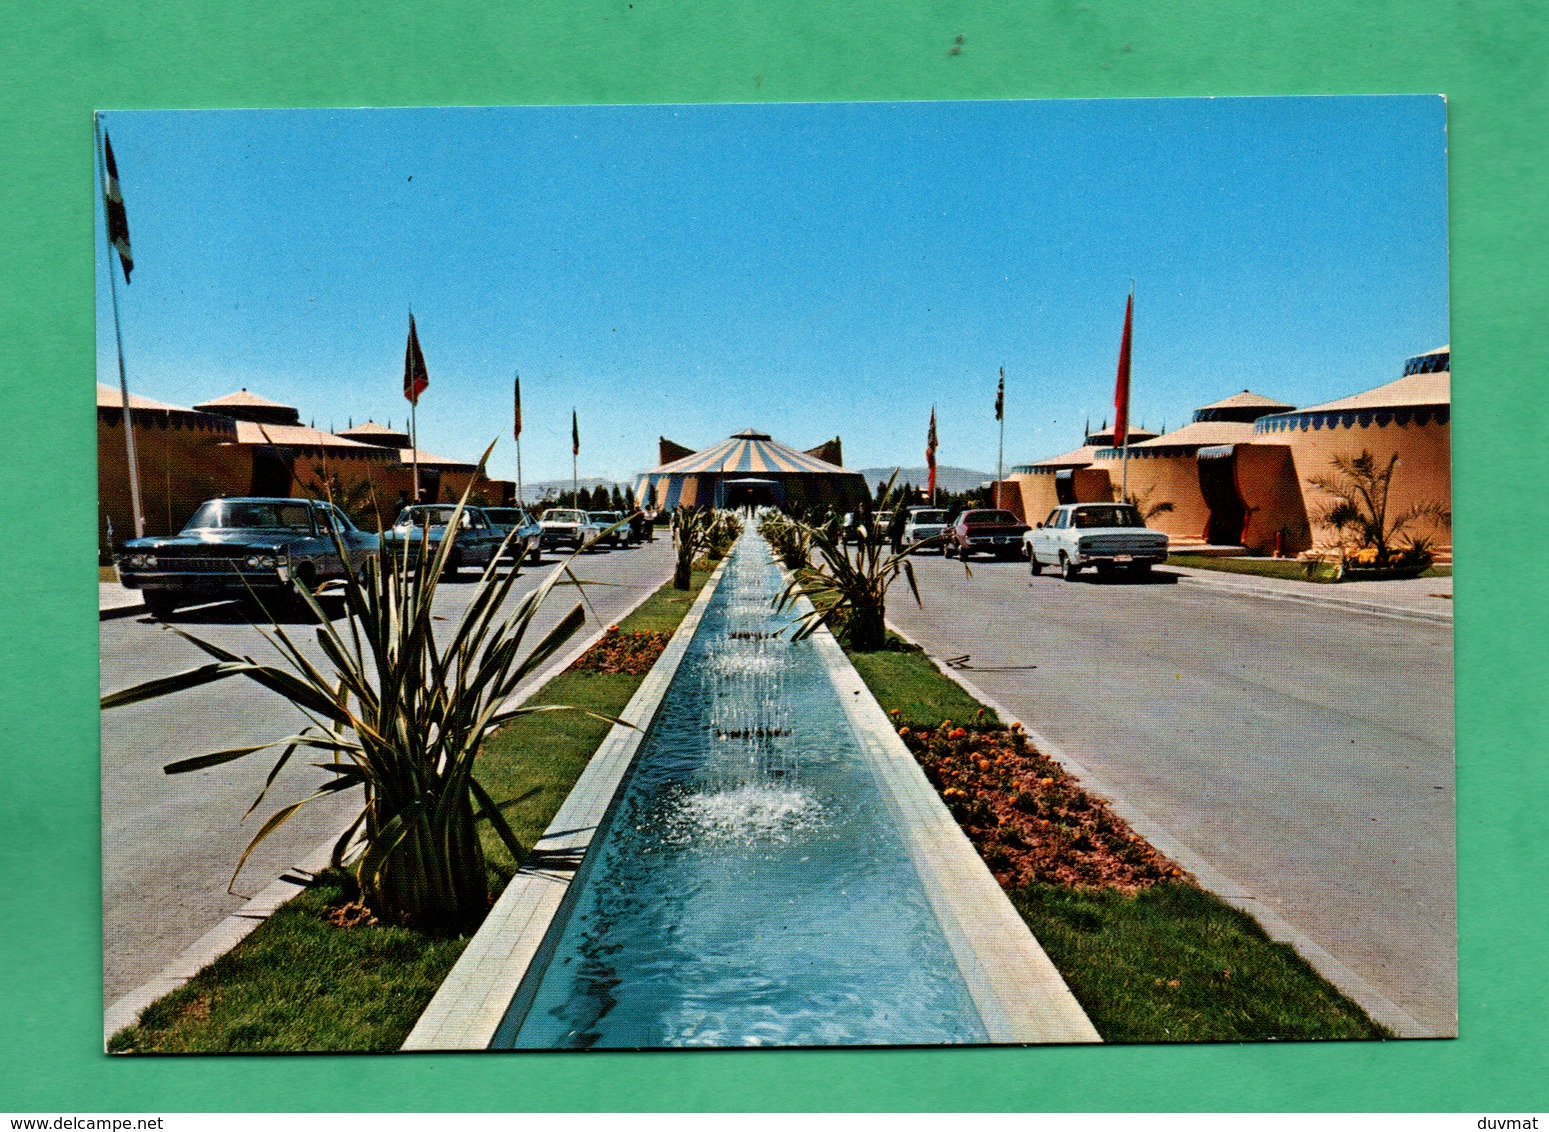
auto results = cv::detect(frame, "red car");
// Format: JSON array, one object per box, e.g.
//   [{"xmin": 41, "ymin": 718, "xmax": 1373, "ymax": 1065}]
[{"xmin": 945, "ymin": 509, "xmax": 1032, "ymax": 560}]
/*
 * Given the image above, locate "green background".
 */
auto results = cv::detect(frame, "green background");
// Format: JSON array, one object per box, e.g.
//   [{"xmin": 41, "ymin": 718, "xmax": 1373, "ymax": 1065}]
[{"xmin": 2, "ymin": 0, "xmax": 1544, "ymax": 1112}]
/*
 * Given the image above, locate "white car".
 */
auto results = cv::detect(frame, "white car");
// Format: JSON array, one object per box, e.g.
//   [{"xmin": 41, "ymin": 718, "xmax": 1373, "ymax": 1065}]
[
  {"xmin": 538, "ymin": 508, "xmax": 602, "ymax": 553},
  {"xmin": 1024, "ymin": 502, "xmax": 1168, "ymax": 581},
  {"xmin": 902, "ymin": 507, "xmax": 951, "ymax": 553}
]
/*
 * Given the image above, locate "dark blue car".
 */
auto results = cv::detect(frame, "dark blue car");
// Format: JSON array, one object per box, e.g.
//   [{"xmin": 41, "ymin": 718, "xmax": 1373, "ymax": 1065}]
[
  {"xmin": 383, "ymin": 504, "xmax": 509, "ymax": 579},
  {"xmin": 116, "ymin": 497, "xmax": 379, "ymax": 618}
]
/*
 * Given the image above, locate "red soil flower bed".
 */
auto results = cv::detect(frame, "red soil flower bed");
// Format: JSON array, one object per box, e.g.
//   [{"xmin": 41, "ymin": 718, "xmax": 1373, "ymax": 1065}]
[
  {"xmin": 899, "ymin": 717, "xmax": 1184, "ymax": 890},
  {"xmin": 569, "ymin": 625, "xmax": 672, "ymax": 675}
]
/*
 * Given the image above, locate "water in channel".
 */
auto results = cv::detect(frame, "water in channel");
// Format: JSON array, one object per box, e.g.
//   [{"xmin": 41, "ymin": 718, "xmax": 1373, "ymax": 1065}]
[{"xmin": 497, "ymin": 528, "xmax": 987, "ymax": 1048}]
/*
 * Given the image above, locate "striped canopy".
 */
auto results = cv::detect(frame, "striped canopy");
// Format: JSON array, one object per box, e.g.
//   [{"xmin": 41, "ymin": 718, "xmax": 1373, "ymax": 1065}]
[{"xmin": 650, "ymin": 430, "xmax": 852, "ymax": 475}]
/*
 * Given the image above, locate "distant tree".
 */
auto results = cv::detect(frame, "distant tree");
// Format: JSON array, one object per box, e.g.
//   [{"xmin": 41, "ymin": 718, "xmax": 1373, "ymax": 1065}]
[{"xmin": 610, "ymin": 485, "xmax": 628, "ymax": 512}]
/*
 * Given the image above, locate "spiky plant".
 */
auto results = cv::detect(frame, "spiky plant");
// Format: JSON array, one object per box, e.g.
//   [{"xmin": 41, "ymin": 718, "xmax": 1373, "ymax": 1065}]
[
  {"xmin": 100, "ymin": 445, "xmax": 606, "ymax": 937},
  {"xmin": 670, "ymin": 506, "xmax": 709, "ymax": 589},
  {"xmin": 1307, "ymin": 449, "xmax": 1451, "ymax": 571},
  {"xmin": 773, "ymin": 474, "xmax": 949, "ymax": 651}
]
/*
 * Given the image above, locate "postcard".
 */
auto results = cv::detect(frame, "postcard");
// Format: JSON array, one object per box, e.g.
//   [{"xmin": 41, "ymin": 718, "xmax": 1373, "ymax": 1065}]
[{"xmin": 96, "ymin": 96, "xmax": 1452, "ymax": 1052}]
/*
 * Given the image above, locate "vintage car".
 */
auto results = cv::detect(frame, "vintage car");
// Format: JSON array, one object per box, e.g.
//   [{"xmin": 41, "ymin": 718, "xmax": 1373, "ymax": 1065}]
[
  {"xmin": 901, "ymin": 507, "xmax": 951, "ymax": 552},
  {"xmin": 481, "ymin": 507, "xmax": 544, "ymax": 563},
  {"xmin": 538, "ymin": 508, "xmax": 602, "ymax": 552},
  {"xmin": 945, "ymin": 508, "xmax": 1031, "ymax": 560},
  {"xmin": 383, "ymin": 504, "xmax": 507, "ymax": 578},
  {"xmin": 116, "ymin": 496, "xmax": 378, "ymax": 618},
  {"xmin": 1023, "ymin": 502, "xmax": 1169, "ymax": 580}
]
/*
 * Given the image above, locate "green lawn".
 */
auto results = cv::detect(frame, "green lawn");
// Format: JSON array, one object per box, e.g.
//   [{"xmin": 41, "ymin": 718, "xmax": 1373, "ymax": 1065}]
[
  {"xmin": 109, "ymin": 563, "xmax": 714, "ymax": 1054},
  {"xmin": 1012, "ymin": 882, "xmax": 1386, "ymax": 1042},
  {"xmin": 845, "ymin": 637, "xmax": 996, "ymax": 728},
  {"xmin": 844, "ymin": 633, "xmax": 1391, "ymax": 1043},
  {"xmin": 1169, "ymin": 553, "xmax": 1451, "ymax": 583}
]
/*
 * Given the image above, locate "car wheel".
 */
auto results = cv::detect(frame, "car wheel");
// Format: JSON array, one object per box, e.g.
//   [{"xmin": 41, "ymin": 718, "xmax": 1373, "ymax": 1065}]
[
  {"xmin": 527, "ymin": 544, "xmax": 542, "ymax": 564},
  {"xmin": 143, "ymin": 591, "xmax": 180, "ymax": 619},
  {"xmin": 1029, "ymin": 552, "xmax": 1043, "ymax": 577},
  {"xmin": 1061, "ymin": 554, "xmax": 1080, "ymax": 582},
  {"xmin": 443, "ymin": 551, "xmax": 462, "ymax": 579},
  {"xmin": 944, "ymin": 544, "xmax": 956, "ymax": 559},
  {"xmin": 1132, "ymin": 562, "xmax": 1152, "ymax": 579}
]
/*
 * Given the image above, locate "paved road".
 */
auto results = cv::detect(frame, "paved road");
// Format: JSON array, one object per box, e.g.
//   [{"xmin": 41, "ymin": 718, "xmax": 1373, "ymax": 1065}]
[
  {"xmin": 99, "ymin": 538, "xmax": 674, "ymax": 1004},
  {"xmin": 889, "ymin": 554, "xmax": 1456, "ymax": 1037}
]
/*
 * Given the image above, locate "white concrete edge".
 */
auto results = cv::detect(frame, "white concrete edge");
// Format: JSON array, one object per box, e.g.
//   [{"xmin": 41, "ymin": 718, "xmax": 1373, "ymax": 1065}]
[
  {"xmin": 401, "ymin": 552, "xmax": 734, "ymax": 1051},
  {"xmin": 770, "ymin": 543, "xmax": 1099, "ymax": 1044},
  {"xmin": 1168, "ymin": 568, "xmax": 1452, "ymax": 626},
  {"xmin": 103, "ymin": 555, "xmax": 672, "ymax": 1050},
  {"xmin": 886, "ymin": 620, "xmax": 1434, "ymax": 1041}
]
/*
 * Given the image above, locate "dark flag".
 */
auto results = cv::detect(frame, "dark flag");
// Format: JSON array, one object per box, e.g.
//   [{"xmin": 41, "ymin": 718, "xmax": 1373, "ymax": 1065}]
[
  {"xmin": 572, "ymin": 409, "xmax": 580, "ymax": 456},
  {"xmin": 404, "ymin": 314, "xmax": 429, "ymax": 404},
  {"xmin": 926, "ymin": 406, "xmax": 939, "ymax": 499},
  {"xmin": 513, "ymin": 375, "xmax": 523, "ymax": 440},
  {"xmin": 995, "ymin": 368, "xmax": 1005, "ymax": 421},
  {"xmin": 1113, "ymin": 292, "xmax": 1134, "ymax": 447},
  {"xmin": 102, "ymin": 134, "xmax": 134, "ymax": 283}
]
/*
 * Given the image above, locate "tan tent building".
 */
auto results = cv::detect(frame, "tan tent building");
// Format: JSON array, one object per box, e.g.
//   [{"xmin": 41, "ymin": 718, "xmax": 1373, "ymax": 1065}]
[
  {"xmin": 1090, "ymin": 391, "xmax": 1299, "ymax": 549},
  {"xmin": 98, "ymin": 384, "xmax": 244, "ymax": 548},
  {"xmin": 1253, "ymin": 345, "xmax": 1451, "ymax": 557},
  {"xmin": 99, "ymin": 388, "xmax": 500, "ymax": 551},
  {"xmin": 1004, "ymin": 421, "xmax": 1162, "ymax": 523},
  {"xmin": 634, "ymin": 429, "xmax": 868, "ymax": 511}
]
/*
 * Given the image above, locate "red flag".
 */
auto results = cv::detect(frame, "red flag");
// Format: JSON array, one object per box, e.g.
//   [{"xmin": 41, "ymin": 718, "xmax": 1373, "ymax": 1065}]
[
  {"xmin": 995, "ymin": 368, "xmax": 1004, "ymax": 421},
  {"xmin": 513, "ymin": 374, "xmax": 522, "ymax": 440},
  {"xmin": 926, "ymin": 406, "xmax": 939, "ymax": 499},
  {"xmin": 404, "ymin": 314, "xmax": 429, "ymax": 404},
  {"xmin": 1112, "ymin": 292, "xmax": 1133, "ymax": 448},
  {"xmin": 572, "ymin": 409, "xmax": 580, "ymax": 457}
]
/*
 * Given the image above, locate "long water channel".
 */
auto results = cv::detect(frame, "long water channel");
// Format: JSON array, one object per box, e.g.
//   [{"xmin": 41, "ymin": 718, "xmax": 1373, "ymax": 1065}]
[{"xmin": 495, "ymin": 529, "xmax": 988, "ymax": 1048}]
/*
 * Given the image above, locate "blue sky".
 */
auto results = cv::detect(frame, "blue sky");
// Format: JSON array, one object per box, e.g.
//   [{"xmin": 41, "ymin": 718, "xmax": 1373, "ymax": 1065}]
[{"xmin": 96, "ymin": 96, "xmax": 1448, "ymax": 483}]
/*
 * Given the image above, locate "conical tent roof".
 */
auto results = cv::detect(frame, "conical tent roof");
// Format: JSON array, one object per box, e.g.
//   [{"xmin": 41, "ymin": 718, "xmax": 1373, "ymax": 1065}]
[{"xmin": 650, "ymin": 430, "xmax": 855, "ymax": 475}]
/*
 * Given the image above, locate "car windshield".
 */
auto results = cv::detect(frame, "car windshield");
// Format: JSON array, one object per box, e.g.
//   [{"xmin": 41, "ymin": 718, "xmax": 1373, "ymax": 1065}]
[
  {"xmin": 1072, "ymin": 505, "xmax": 1145, "ymax": 528},
  {"xmin": 184, "ymin": 501, "xmax": 314, "ymax": 533},
  {"xmin": 910, "ymin": 510, "xmax": 948, "ymax": 524},
  {"xmin": 395, "ymin": 507, "xmax": 468, "ymax": 529},
  {"xmin": 965, "ymin": 510, "xmax": 1018, "ymax": 524},
  {"xmin": 545, "ymin": 510, "xmax": 585, "ymax": 524}
]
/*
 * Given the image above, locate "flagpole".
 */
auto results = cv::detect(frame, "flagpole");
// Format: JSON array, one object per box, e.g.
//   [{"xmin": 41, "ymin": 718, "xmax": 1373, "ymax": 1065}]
[
  {"xmin": 1121, "ymin": 282, "xmax": 1133, "ymax": 502},
  {"xmin": 411, "ymin": 398, "xmax": 420, "ymax": 502},
  {"xmin": 516, "ymin": 438, "xmax": 524, "ymax": 508},
  {"xmin": 996, "ymin": 368, "xmax": 1005, "ymax": 510},
  {"xmin": 95, "ymin": 118, "xmax": 146, "ymax": 540}
]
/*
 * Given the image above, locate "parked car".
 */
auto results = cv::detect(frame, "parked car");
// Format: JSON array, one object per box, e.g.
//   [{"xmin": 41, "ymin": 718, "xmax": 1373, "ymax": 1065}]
[
  {"xmin": 587, "ymin": 511, "xmax": 629, "ymax": 548},
  {"xmin": 945, "ymin": 508, "xmax": 1031, "ymax": 560},
  {"xmin": 482, "ymin": 507, "xmax": 544, "ymax": 563},
  {"xmin": 902, "ymin": 507, "xmax": 952, "ymax": 553},
  {"xmin": 539, "ymin": 508, "xmax": 602, "ymax": 553},
  {"xmin": 1023, "ymin": 502, "xmax": 1169, "ymax": 580},
  {"xmin": 116, "ymin": 496, "xmax": 378, "ymax": 618},
  {"xmin": 384, "ymin": 504, "xmax": 507, "ymax": 578}
]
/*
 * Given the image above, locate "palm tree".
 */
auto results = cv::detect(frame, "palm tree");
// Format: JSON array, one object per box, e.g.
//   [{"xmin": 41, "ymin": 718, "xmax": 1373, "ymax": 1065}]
[{"xmin": 1307, "ymin": 449, "xmax": 1451, "ymax": 570}]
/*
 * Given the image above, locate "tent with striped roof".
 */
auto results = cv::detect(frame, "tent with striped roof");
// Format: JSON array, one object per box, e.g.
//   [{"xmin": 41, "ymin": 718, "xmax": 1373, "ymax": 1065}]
[{"xmin": 634, "ymin": 429, "xmax": 868, "ymax": 511}]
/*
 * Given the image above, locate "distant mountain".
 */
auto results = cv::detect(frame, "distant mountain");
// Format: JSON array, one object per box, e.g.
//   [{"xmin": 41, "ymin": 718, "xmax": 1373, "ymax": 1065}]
[
  {"xmin": 522, "ymin": 476, "xmax": 626, "ymax": 499},
  {"xmin": 855, "ymin": 465, "xmax": 995, "ymax": 495}
]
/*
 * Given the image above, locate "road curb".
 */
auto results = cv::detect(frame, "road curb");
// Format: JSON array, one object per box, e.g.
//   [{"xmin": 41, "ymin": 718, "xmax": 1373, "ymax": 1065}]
[
  {"xmin": 1169, "ymin": 568, "xmax": 1452, "ymax": 625},
  {"xmin": 885, "ymin": 619, "xmax": 1433, "ymax": 1040},
  {"xmin": 104, "ymin": 556, "xmax": 673, "ymax": 1048},
  {"xmin": 100, "ymin": 600, "xmax": 146, "ymax": 621}
]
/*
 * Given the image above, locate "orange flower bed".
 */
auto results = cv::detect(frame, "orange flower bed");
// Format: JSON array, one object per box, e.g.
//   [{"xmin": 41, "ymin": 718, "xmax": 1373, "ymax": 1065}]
[
  {"xmin": 901, "ymin": 718, "xmax": 1184, "ymax": 890},
  {"xmin": 569, "ymin": 625, "xmax": 672, "ymax": 675}
]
